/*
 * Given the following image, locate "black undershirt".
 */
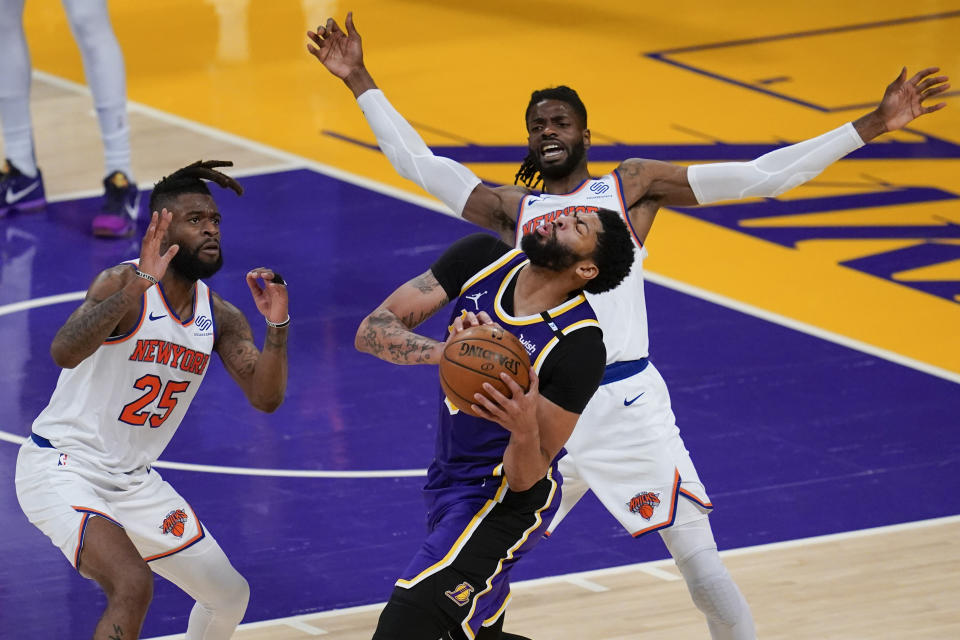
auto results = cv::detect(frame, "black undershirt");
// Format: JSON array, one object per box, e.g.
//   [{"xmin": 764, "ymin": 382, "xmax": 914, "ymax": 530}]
[{"xmin": 430, "ymin": 233, "xmax": 605, "ymax": 414}]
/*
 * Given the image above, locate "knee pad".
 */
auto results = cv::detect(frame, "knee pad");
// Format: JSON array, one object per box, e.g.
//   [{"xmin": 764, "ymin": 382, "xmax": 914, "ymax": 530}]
[{"xmin": 686, "ymin": 564, "xmax": 743, "ymax": 626}]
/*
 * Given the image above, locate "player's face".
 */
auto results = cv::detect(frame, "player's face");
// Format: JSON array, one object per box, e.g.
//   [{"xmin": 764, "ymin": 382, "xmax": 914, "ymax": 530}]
[
  {"xmin": 526, "ymin": 100, "xmax": 590, "ymax": 180},
  {"xmin": 521, "ymin": 211, "xmax": 601, "ymax": 272},
  {"xmin": 165, "ymin": 193, "xmax": 223, "ymax": 281}
]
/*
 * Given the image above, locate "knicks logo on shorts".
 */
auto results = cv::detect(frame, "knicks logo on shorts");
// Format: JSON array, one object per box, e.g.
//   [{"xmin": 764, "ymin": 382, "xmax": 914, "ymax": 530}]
[
  {"xmin": 160, "ymin": 508, "xmax": 189, "ymax": 538},
  {"xmin": 628, "ymin": 491, "xmax": 661, "ymax": 520},
  {"xmin": 444, "ymin": 582, "xmax": 475, "ymax": 607}
]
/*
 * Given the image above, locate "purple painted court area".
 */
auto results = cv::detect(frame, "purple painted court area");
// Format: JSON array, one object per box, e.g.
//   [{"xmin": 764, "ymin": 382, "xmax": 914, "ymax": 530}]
[{"xmin": 1, "ymin": 168, "xmax": 957, "ymax": 636}]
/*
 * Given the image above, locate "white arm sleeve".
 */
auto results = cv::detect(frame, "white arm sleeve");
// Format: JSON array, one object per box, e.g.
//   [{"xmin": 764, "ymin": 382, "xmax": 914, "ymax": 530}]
[
  {"xmin": 355, "ymin": 89, "xmax": 482, "ymax": 215},
  {"xmin": 686, "ymin": 122, "xmax": 865, "ymax": 204}
]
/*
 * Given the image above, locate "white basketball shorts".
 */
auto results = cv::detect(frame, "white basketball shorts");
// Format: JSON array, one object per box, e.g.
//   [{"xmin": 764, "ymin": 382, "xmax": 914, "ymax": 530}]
[
  {"xmin": 15, "ymin": 435, "xmax": 206, "ymax": 569},
  {"xmin": 548, "ymin": 359, "xmax": 713, "ymax": 537}
]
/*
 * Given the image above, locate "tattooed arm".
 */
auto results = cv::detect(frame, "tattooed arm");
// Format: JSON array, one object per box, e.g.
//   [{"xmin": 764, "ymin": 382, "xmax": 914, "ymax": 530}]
[
  {"xmin": 50, "ymin": 210, "xmax": 179, "ymax": 368},
  {"xmin": 212, "ymin": 271, "xmax": 289, "ymax": 412},
  {"xmin": 50, "ymin": 265, "xmax": 151, "ymax": 368},
  {"xmin": 355, "ymin": 270, "xmax": 450, "ymax": 365}
]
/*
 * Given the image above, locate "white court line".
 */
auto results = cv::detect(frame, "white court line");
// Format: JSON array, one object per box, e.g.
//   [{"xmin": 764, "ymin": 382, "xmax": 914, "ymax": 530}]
[
  {"xmin": 28, "ymin": 70, "xmax": 960, "ymax": 387},
  {"xmin": 143, "ymin": 514, "xmax": 960, "ymax": 639},
  {"xmin": 0, "ymin": 429, "xmax": 427, "ymax": 478},
  {"xmin": 44, "ymin": 162, "xmax": 300, "ymax": 204},
  {"xmin": 0, "ymin": 291, "xmax": 86, "ymax": 317},
  {"xmin": 644, "ymin": 271, "xmax": 960, "ymax": 385},
  {"xmin": 32, "ymin": 70, "xmax": 450, "ymax": 218}
]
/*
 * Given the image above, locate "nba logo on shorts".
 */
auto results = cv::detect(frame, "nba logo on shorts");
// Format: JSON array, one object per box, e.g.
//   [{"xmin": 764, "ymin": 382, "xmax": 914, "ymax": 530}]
[{"xmin": 57, "ymin": 453, "xmax": 68, "ymax": 467}]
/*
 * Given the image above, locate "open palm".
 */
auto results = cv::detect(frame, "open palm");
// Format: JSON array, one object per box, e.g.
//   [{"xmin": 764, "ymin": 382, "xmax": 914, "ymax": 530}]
[
  {"xmin": 877, "ymin": 67, "xmax": 950, "ymax": 131},
  {"xmin": 306, "ymin": 12, "xmax": 364, "ymax": 80}
]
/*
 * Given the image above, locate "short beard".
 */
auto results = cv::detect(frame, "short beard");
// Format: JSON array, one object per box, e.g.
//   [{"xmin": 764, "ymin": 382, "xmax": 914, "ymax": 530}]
[
  {"xmin": 520, "ymin": 230, "xmax": 583, "ymax": 272},
  {"xmin": 534, "ymin": 138, "xmax": 586, "ymax": 181},
  {"xmin": 170, "ymin": 246, "xmax": 223, "ymax": 281}
]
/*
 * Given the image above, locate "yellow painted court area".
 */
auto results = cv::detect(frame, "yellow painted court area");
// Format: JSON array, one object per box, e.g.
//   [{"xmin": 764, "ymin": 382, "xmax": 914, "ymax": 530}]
[{"xmin": 22, "ymin": 0, "xmax": 960, "ymax": 373}]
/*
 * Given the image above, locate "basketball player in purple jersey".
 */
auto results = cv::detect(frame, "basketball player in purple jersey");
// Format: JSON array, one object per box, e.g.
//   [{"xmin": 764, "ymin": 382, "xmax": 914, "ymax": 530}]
[
  {"xmin": 308, "ymin": 14, "xmax": 950, "ymax": 639},
  {"xmin": 15, "ymin": 161, "xmax": 289, "ymax": 640},
  {"xmin": 355, "ymin": 211, "xmax": 633, "ymax": 639}
]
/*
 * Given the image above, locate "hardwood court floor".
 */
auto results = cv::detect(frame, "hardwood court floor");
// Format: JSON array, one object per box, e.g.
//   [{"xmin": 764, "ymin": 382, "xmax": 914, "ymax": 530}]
[{"xmin": 146, "ymin": 518, "xmax": 959, "ymax": 640}]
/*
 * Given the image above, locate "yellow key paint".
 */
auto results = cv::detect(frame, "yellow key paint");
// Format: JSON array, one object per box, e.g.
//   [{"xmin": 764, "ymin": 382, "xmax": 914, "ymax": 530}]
[{"xmin": 23, "ymin": 1, "xmax": 960, "ymax": 372}]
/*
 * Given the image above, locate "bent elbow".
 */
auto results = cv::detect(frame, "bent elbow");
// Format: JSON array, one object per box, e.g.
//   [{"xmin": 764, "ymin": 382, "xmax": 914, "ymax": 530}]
[
  {"xmin": 253, "ymin": 396, "xmax": 283, "ymax": 414},
  {"xmin": 50, "ymin": 345, "xmax": 78, "ymax": 369}
]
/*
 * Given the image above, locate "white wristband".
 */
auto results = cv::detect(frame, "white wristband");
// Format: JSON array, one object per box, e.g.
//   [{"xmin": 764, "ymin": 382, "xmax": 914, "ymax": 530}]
[
  {"xmin": 356, "ymin": 89, "xmax": 481, "ymax": 215},
  {"xmin": 266, "ymin": 315, "xmax": 290, "ymax": 329},
  {"xmin": 134, "ymin": 270, "xmax": 158, "ymax": 286}
]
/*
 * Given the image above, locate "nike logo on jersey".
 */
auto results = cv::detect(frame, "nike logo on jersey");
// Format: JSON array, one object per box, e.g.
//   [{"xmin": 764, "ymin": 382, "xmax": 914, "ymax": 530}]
[
  {"xmin": 5, "ymin": 181, "xmax": 40, "ymax": 204},
  {"xmin": 624, "ymin": 392, "xmax": 645, "ymax": 406},
  {"xmin": 149, "ymin": 312, "xmax": 167, "ymax": 321}
]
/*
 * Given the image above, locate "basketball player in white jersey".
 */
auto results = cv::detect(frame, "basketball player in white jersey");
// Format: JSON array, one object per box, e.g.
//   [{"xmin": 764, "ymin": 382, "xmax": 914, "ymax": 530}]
[
  {"xmin": 307, "ymin": 14, "xmax": 950, "ymax": 639},
  {"xmin": 14, "ymin": 160, "xmax": 290, "ymax": 640},
  {"xmin": 0, "ymin": 0, "xmax": 139, "ymax": 237}
]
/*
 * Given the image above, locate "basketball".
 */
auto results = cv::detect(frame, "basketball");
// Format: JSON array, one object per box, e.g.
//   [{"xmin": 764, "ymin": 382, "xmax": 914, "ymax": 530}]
[{"xmin": 440, "ymin": 324, "xmax": 532, "ymax": 417}]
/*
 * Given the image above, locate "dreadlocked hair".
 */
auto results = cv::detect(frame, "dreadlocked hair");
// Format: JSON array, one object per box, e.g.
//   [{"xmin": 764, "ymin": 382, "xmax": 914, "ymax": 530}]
[
  {"xmin": 149, "ymin": 160, "xmax": 243, "ymax": 212},
  {"xmin": 514, "ymin": 86, "xmax": 588, "ymax": 190},
  {"xmin": 514, "ymin": 152, "xmax": 542, "ymax": 190}
]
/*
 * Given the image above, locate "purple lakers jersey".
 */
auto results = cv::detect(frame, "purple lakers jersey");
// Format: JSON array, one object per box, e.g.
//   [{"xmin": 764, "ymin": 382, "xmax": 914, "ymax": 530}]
[{"xmin": 424, "ymin": 247, "xmax": 601, "ymax": 514}]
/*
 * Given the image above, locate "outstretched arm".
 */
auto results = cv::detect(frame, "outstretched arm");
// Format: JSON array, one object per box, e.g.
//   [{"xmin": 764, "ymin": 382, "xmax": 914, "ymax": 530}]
[
  {"xmin": 620, "ymin": 67, "xmax": 951, "ymax": 237},
  {"xmin": 306, "ymin": 13, "xmax": 524, "ymax": 242},
  {"xmin": 213, "ymin": 269, "xmax": 289, "ymax": 412}
]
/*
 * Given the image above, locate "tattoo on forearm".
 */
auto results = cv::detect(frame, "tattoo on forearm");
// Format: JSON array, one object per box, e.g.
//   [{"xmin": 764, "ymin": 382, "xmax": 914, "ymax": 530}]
[
  {"xmin": 54, "ymin": 286, "xmax": 139, "ymax": 359},
  {"xmin": 264, "ymin": 328, "xmax": 287, "ymax": 351},
  {"xmin": 359, "ymin": 309, "xmax": 439, "ymax": 364},
  {"xmin": 108, "ymin": 624, "xmax": 124, "ymax": 640}
]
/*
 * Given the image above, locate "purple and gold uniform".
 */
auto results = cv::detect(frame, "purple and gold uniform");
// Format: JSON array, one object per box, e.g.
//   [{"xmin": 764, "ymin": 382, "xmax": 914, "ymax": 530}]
[{"xmin": 384, "ymin": 234, "xmax": 606, "ymax": 639}]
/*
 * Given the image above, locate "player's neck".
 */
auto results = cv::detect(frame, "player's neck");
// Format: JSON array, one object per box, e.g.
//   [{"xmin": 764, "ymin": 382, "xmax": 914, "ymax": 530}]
[
  {"xmin": 542, "ymin": 165, "xmax": 591, "ymax": 195},
  {"xmin": 513, "ymin": 266, "xmax": 577, "ymax": 316},
  {"xmin": 160, "ymin": 271, "xmax": 198, "ymax": 318}
]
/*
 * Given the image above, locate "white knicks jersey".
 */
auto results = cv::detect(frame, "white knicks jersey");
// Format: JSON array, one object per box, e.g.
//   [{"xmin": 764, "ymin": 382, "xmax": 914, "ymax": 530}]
[
  {"xmin": 515, "ymin": 172, "xmax": 649, "ymax": 364},
  {"xmin": 33, "ymin": 264, "xmax": 216, "ymax": 472}
]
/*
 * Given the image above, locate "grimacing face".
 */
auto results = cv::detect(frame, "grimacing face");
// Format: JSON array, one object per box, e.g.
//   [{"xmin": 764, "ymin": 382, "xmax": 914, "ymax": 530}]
[
  {"xmin": 520, "ymin": 211, "xmax": 600, "ymax": 273},
  {"xmin": 526, "ymin": 99, "xmax": 589, "ymax": 180}
]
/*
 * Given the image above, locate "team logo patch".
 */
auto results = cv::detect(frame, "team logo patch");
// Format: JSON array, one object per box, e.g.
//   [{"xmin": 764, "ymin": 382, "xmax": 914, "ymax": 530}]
[
  {"xmin": 160, "ymin": 509, "xmax": 189, "ymax": 538},
  {"xmin": 444, "ymin": 582, "xmax": 475, "ymax": 607},
  {"xmin": 628, "ymin": 491, "xmax": 661, "ymax": 520}
]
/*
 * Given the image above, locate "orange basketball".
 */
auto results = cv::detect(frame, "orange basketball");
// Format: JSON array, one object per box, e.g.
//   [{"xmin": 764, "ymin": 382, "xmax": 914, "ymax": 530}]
[{"xmin": 439, "ymin": 324, "xmax": 531, "ymax": 418}]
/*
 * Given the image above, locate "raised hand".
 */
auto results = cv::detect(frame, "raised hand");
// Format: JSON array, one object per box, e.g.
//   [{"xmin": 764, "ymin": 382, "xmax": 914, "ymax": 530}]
[
  {"xmin": 246, "ymin": 268, "xmax": 289, "ymax": 326},
  {"xmin": 138, "ymin": 209, "xmax": 179, "ymax": 282},
  {"xmin": 306, "ymin": 11, "xmax": 364, "ymax": 80},
  {"xmin": 876, "ymin": 67, "xmax": 950, "ymax": 132}
]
